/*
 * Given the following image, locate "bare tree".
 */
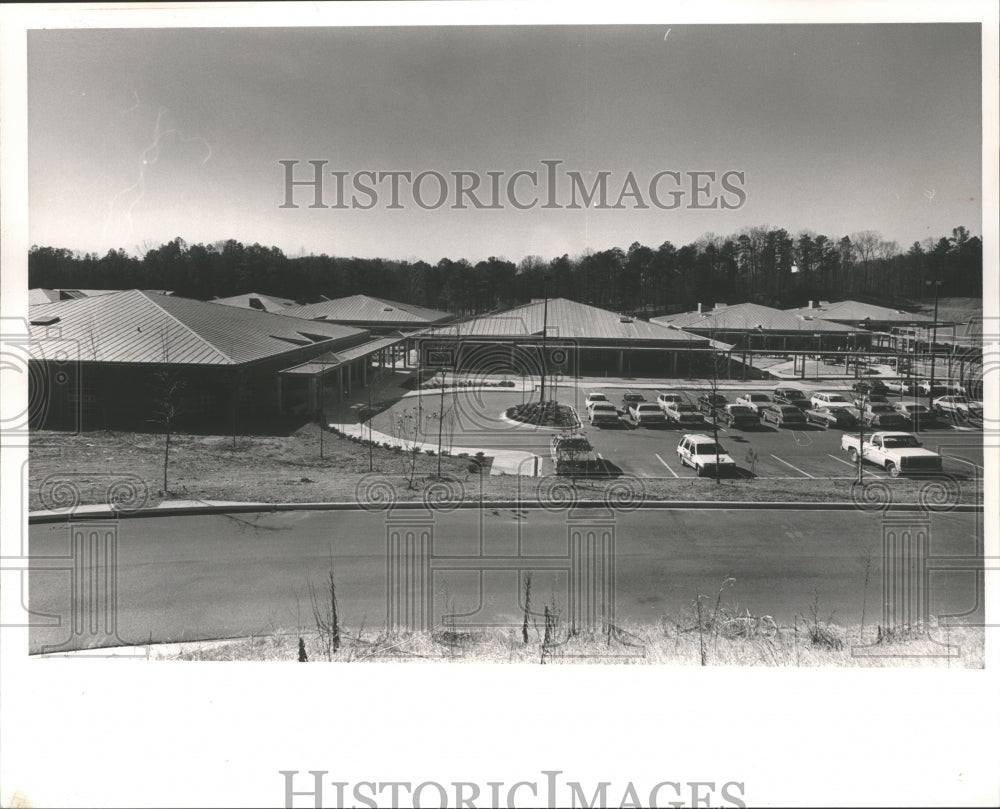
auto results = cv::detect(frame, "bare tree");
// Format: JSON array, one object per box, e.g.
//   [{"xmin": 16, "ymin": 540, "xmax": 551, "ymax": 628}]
[{"xmin": 149, "ymin": 368, "xmax": 186, "ymax": 494}]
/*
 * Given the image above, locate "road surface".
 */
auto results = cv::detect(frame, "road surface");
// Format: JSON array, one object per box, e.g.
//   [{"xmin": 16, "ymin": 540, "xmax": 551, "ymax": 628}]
[{"xmin": 28, "ymin": 506, "xmax": 983, "ymax": 653}]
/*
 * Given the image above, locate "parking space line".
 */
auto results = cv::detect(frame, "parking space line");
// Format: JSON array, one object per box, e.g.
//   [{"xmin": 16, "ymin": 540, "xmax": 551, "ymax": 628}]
[
  {"xmin": 769, "ymin": 454, "xmax": 815, "ymax": 478},
  {"xmin": 826, "ymin": 453, "xmax": 884, "ymax": 479},
  {"xmin": 654, "ymin": 453, "xmax": 680, "ymax": 477}
]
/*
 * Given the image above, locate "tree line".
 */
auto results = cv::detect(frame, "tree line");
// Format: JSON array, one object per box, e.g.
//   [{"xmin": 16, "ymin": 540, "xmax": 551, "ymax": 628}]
[{"xmin": 28, "ymin": 225, "xmax": 981, "ymax": 316}]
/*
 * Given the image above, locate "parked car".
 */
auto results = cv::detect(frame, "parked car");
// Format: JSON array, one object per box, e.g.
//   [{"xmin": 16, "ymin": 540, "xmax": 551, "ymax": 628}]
[
  {"xmin": 760, "ymin": 404, "xmax": 807, "ymax": 428},
  {"xmin": 853, "ymin": 393, "xmax": 890, "ymax": 410},
  {"xmin": 805, "ymin": 405, "xmax": 858, "ymax": 430},
  {"xmin": 628, "ymin": 401, "xmax": 668, "ymax": 427},
  {"xmin": 852, "ymin": 377, "xmax": 889, "ymax": 396},
  {"xmin": 676, "ymin": 433, "xmax": 737, "ymax": 477},
  {"xmin": 588, "ymin": 402, "xmax": 622, "ymax": 427},
  {"xmin": 621, "ymin": 392, "xmax": 647, "ymax": 410},
  {"xmin": 860, "ymin": 403, "xmax": 909, "ymax": 429},
  {"xmin": 933, "ymin": 395, "xmax": 982, "ymax": 420},
  {"xmin": 656, "ymin": 392, "xmax": 686, "ymax": 411},
  {"xmin": 584, "ymin": 392, "xmax": 609, "ymax": 412},
  {"xmin": 735, "ymin": 393, "xmax": 772, "ymax": 413},
  {"xmin": 883, "ymin": 378, "xmax": 914, "ymax": 394},
  {"xmin": 841, "ymin": 431, "xmax": 943, "ymax": 477},
  {"xmin": 721, "ymin": 404, "xmax": 760, "ymax": 430},
  {"xmin": 662, "ymin": 401, "xmax": 704, "ymax": 427},
  {"xmin": 810, "ymin": 391, "xmax": 852, "ymax": 409},
  {"xmin": 696, "ymin": 393, "xmax": 729, "ymax": 417},
  {"xmin": 893, "ymin": 401, "xmax": 936, "ymax": 426},
  {"xmin": 772, "ymin": 387, "xmax": 810, "ymax": 409},
  {"xmin": 913, "ymin": 379, "xmax": 949, "ymax": 397},
  {"xmin": 550, "ymin": 433, "xmax": 597, "ymax": 476}
]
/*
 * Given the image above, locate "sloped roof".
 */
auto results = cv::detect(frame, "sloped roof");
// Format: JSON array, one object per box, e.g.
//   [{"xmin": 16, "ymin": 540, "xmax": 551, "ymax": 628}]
[
  {"xmin": 28, "ymin": 290, "xmax": 366, "ymax": 366},
  {"xmin": 29, "ymin": 288, "xmax": 61, "ymax": 306},
  {"xmin": 280, "ymin": 334, "xmax": 407, "ymax": 376},
  {"xmin": 30, "ymin": 288, "xmax": 172, "ymax": 305},
  {"xmin": 425, "ymin": 298, "xmax": 714, "ymax": 343},
  {"xmin": 282, "ymin": 294, "xmax": 452, "ymax": 325},
  {"xmin": 653, "ymin": 302, "xmax": 857, "ymax": 332},
  {"xmin": 210, "ymin": 292, "xmax": 298, "ymax": 312},
  {"xmin": 784, "ymin": 300, "xmax": 934, "ymax": 324}
]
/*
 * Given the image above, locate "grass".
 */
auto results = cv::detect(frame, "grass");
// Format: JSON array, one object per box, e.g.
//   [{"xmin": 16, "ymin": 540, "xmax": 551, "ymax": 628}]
[
  {"xmin": 167, "ymin": 616, "xmax": 984, "ymax": 667},
  {"xmin": 28, "ymin": 426, "xmax": 982, "ymax": 511}
]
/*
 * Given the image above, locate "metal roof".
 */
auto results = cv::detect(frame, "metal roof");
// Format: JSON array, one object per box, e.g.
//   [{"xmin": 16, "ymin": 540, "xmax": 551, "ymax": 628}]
[
  {"xmin": 423, "ymin": 298, "xmax": 713, "ymax": 343},
  {"xmin": 282, "ymin": 294, "xmax": 452, "ymax": 325},
  {"xmin": 30, "ymin": 288, "xmax": 172, "ymax": 305},
  {"xmin": 29, "ymin": 288, "xmax": 61, "ymax": 306},
  {"xmin": 28, "ymin": 289, "xmax": 367, "ymax": 366},
  {"xmin": 784, "ymin": 300, "xmax": 935, "ymax": 324},
  {"xmin": 653, "ymin": 302, "xmax": 857, "ymax": 333},
  {"xmin": 279, "ymin": 334, "xmax": 407, "ymax": 376},
  {"xmin": 210, "ymin": 292, "xmax": 298, "ymax": 312}
]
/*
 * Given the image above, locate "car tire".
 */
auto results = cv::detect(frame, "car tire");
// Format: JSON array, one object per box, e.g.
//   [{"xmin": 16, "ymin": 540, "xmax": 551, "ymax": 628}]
[
  {"xmin": 696, "ymin": 465, "xmax": 704, "ymax": 477},
  {"xmin": 886, "ymin": 462, "xmax": 900, "ymax": 478},
  {"xmin": 848, "ymin": 447, "xmax": 859, "ymax": 463}
]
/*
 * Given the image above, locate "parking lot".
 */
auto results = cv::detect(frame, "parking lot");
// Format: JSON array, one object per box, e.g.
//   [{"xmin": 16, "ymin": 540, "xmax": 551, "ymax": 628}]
[{"xmin": 367, "ymin": 382, "xmax": 985, "ymax": 482}]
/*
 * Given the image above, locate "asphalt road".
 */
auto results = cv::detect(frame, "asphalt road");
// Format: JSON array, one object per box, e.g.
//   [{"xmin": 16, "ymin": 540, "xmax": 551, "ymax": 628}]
[
  {"xmin": 371, "ymin": 384, "xmax": 985, "ymax": 480},
  {"xmin": 29, "ymin": 507, "xmax": 983, "ymax": 653}
]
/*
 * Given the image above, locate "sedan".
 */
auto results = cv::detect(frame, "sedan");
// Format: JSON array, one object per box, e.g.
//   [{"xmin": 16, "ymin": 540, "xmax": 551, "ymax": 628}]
[
  {"xmin": 933, "ymin": 395, "xmax": 982, "ymax": 420},
  {"xmin": 772, "ymin": 387, "xmax": 810, "ymax": 409},
  {"xmin": 663, "ymin": 402, "xmax": 704, "ymax": 427},
  {"xmin": 805, "ymin": 406, "xmax": 858, "ymax": 430},
  {"xmin": 697, "ymin": 393, "xmax": 729, "ymax": 417},
  {"xmin": 894, "ymin": 401, "xmax": 936, "ymax": 425},
  {"xmin": 853, "ymin": 394, "xmax": 890, "ymax": 410},
  {"xmin": 735, "ymin": 393, "xmax": 773, "ymax": 413},
  {"xmin": 852, "ymin": 378, "xmax": 889, "ymax": 396},
  {"xmin": 721, "ymin": 404, "xmax": 760, "ymax": 430},
  {"xmin": 760, "ymin": 404, "xmax": 807, "ymax": 428},
  {"xmin": 861, "ymin": 404, "xmax": 909, "ymax": 429}
]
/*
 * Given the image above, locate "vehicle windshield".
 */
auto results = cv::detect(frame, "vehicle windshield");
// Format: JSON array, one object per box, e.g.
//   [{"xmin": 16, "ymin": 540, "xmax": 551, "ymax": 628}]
[
  {"xmin": 826, "ymin": 395, "xmax": 848, "ymax": 402},
  {"xmin": 695, "ymin": 443, "xmax": 726, "ymax": 454},
  {"xmin": 556, "ymin": 438, "xmax": 592, "ymax": 451},
  {"xmin": 781, "ymin": 390, "xmax": 806, "ymax": 399},
  {"xmin": 870, "ymin": 405, "xmax": 895, "ymax": 413},
  {"xmin": 729, "ymin": 406, "xmax": 752, "ymax": 414},
  {"xmin": 881, "ymin": 436, "xmax": 920, "ymax": 449},
  {"xmin": 588, "ymin": 394, "xmax": 607, "ymax": 402},
  {"xmin": 780, "ymin": 407, "xmax": 801, "ymax": 415},
  {"xmin": 592, "ymin": 403, "xmax": 616, "ymax": 411},
  {"xmin": 676, "ymin": 404, "xmax": 697, "ymax": 412},
  {"xmin": 748, "ymin": 394, "xmax": 770, "ymax": 402},
  {"xmin": 637, "ymin": 404, "xmax": 660, "ymax": 412}
]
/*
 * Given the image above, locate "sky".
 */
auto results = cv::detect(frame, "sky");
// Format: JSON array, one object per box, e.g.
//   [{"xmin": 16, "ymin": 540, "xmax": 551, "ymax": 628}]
[{"xmin": 27, "ymin": 23, "xmax": 983, "ymax": 263}]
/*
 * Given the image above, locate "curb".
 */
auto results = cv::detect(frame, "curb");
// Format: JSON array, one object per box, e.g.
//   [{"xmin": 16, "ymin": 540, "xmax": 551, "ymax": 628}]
[{"xmin": 28, "ymin": 498, "xmax": 984, "ymax": 523}]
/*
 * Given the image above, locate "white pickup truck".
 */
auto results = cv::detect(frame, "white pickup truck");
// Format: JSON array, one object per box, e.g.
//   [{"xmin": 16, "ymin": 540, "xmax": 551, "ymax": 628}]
[{"xmin": 840, "ymin": 431, "xmax": 943, "ymax": 477}]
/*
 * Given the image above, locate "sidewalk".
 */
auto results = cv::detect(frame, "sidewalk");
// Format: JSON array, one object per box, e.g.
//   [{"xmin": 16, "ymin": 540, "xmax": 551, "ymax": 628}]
[{"xmin": 331, "ymin": 422, "xmax": 541, "ymax": 476}]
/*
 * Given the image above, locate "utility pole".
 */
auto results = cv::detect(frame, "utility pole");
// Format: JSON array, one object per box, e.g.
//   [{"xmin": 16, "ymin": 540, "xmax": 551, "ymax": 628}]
[
  {"xmin": 926, "ymin": 278, "xmax": 942, "ymax": 411},
  {"xmin": 367, "ymin": 379, "xmax": 373, "ymax": 472},
  {"xmin": 856, "ymin": 392, "xmax": 867, "ymax": 484},
  {"xmin": 539, "ymin": 272, "xmax": 549, "ymax": 406},
  {"xmin": 437, "ymin": 369, "xmax": 445, "ymax": 477}
]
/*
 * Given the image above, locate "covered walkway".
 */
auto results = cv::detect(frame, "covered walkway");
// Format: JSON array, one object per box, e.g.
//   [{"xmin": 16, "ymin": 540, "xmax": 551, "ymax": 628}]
[{"xmin": 278, "ymin": 333, "xmax": 411, "ymax": 415}]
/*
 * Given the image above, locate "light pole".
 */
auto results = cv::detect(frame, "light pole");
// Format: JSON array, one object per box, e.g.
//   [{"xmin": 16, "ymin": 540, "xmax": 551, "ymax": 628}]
[
  {"xmin": 539, "ymin": 272, "xmax": 550, "ymax": 406},
  {"xmin": 926, "ymin": 278, "xmax": 943, "ymax": 411}
]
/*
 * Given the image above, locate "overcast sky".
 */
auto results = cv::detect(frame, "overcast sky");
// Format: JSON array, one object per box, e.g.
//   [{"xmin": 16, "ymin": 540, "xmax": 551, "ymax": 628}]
[{"xmin": 28, "ymin": 24, "xmax": 982, "ymax": 262}]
